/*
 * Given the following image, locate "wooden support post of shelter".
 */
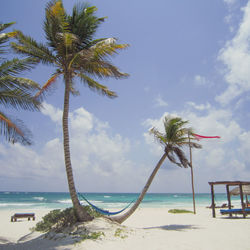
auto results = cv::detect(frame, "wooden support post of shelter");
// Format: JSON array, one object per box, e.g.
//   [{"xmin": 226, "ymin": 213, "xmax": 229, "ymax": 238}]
[
  {"xmin": 208, "ymin": 181, "xmax": 250, "ymax": 218},
  {"xmin": 226, "ymin": 185, "xmax": 232, "ymax": 217},
  {"xmin": 239, "ymin": 184, "xmax": 246, "ymax": 218},
  {"xmin": 210, "ymin": 183, "xmax": 216, "ymax": 218}
]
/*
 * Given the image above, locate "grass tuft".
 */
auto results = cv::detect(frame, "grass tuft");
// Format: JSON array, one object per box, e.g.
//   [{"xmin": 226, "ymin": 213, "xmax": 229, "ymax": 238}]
[{"xmin": 168, "ymin": 209, "xmax": 193, "ymax": 214}]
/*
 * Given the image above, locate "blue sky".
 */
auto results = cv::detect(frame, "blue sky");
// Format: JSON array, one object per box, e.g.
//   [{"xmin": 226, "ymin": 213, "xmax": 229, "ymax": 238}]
[{"xmin": 0, "ymin": 0, "xmax": 250, "ymax": 193}]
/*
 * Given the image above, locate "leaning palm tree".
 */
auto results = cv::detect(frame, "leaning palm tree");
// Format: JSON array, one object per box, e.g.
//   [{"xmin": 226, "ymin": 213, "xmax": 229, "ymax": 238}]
[
  {"xmin": 0, "ymin": 22, "xmax": 40, "ymax": 145},
  {"xmin": 11, "ymin": 0, "xmax": 129, "ymax": 221},
  {"xmin": 111, "ymin": 116, "xmax": 201, "ymax": 224}
]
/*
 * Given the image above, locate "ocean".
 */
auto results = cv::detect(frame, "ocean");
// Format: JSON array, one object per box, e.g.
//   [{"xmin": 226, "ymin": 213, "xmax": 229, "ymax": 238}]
[{"xmin": 0, "ymin": 192, "xmax": 243, "ymax": 211}]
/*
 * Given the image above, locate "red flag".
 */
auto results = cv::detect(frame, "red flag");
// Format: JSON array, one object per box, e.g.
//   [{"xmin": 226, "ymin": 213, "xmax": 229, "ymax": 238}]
[{"xmin": 192, "ymin": 133, "xmax": 221, "ymax": 141}]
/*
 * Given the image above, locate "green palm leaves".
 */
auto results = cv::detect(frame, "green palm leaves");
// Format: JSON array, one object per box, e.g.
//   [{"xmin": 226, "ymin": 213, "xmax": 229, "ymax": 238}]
[
  {"xmin": 150, "ymin": 116, "xmax": 201, "ymax": 168},
  {"xmin": 11, "ymin": 0, "xmax": 129, "ymax": 99},
  {"xmin": 0, "ymin": 22, "xmax": 40, "ymax": 145},
  {"xmin": 150, "ymin": 117, "xmax": 189, "ymax": 147}
]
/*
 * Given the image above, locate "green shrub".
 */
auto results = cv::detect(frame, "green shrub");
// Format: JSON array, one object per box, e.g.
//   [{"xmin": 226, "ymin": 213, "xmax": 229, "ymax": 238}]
[
  {"xmin": 168, "ymin": 209, "xmax": 193, "ymax": 214},
  {"xmin": 35, "ymin": 206, "xmax": 101, "ymax": 232}
]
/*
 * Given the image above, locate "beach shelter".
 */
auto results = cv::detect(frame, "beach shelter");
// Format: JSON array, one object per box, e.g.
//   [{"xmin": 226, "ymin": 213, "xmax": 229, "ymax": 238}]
[
  {"xmin": 208, "ymin": 181, "xmax": 250, "ymax": 218},
  {"xmin": 230, "ymin": 185, "xmax": 250, "ymax": 206},
  {"xmin": 229, "ymin": 185, "xmax": 250, "ymax": 195}
]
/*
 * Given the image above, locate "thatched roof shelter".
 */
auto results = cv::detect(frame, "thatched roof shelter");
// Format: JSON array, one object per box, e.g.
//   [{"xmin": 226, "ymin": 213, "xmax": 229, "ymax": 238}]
[
  {"xmin": 208, "ymin": 181, "xmax": 250, "ymax": 218},
  {"xmin": 230, "ymin": 185, "xmax": 250, "ymax": 196}
]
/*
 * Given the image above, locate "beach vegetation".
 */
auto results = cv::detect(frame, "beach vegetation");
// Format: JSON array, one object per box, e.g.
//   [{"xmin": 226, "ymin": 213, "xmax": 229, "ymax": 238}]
[
  {"xmin": 11, "ymin": 0, "xmax": 129, "ymax": 222},
  {"xmin": 35, "ymin": 206, "xmax": 101, "ymax": 232},
  {"xmin": 111, "ymin": 116, "xmax": 201, "ymax": 223},
  {"xmin": 0, "ymin": 22, "xmax": 41, "ymax": 145},
  {"xmin": 168, "ymin": 209, "xmax": 193, "ymax": 214},
  {"xmin": 114, "ymin": 228, "xmax": 128, "ymax": 239},
  {"xmin": 80, "ymin": 231, "xmax": 105, "ymax": 241}
]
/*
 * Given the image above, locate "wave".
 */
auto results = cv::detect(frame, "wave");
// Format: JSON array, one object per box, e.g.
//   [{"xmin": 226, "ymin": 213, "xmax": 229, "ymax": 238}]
[
  {"xmin": 56, "ymin": 199, "xmax": 72, "ymax": 204},
  {"xmin": 0, "ymin": 203, "xmax": 34, "ymax": 207},
  {"xmin": 100, "ymin": 202, "xmax": 132, "ymax": 209},
  {"xmin": 33, "ymin": 197, "xmax": 45, "ymax": 201},
  {"xmin": 104, "ymin": 196, "xmax": 111, "ymax": 198}
]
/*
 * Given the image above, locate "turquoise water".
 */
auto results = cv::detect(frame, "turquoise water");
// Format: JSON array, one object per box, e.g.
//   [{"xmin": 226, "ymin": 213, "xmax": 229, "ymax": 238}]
[{"xmin": 0, "ymin": 192, "xmax": 243, "ymax": 210}]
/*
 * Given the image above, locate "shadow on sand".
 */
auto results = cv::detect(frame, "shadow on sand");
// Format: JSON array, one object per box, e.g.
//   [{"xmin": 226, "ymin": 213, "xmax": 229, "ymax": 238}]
[
  {"xmin": 0, "ymin": 233, "xmax": 76, "ymax": 250},
  {"xmin": 144, "ymin": 224, "xmax": 200, "ymax": 231}
]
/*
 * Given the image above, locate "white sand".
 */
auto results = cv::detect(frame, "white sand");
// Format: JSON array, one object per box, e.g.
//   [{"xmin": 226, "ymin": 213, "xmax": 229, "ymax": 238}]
[{"xmin": 0, "ymin": 206, "xmax": 249, "ymax": 250}]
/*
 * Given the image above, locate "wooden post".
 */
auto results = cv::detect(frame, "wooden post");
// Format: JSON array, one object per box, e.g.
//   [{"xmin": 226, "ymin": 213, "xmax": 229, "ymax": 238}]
[
  {"xmin": 188, "ymin": 132, "xmax": 196, "ymax": 214},
  {"xmin": 210, "ymin": 184, "xmax": 216, "ymax": 218},
  {"xmin": 239, "ymin": 184, "xmax": 246, "ymax": 218},
  {"xmin": 226, "ymin": 185, "xmax": 232, "ymax": 217}
]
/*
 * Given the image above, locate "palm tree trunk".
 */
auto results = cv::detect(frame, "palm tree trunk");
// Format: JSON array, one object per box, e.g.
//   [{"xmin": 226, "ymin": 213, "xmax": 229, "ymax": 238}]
[
  {"xmin": 111, "ymin": 153, "xmax": 167, "ymax": 224},
  {"xmin": 63, "ymin": 74, "xmax": 93, "ymax": 222}
]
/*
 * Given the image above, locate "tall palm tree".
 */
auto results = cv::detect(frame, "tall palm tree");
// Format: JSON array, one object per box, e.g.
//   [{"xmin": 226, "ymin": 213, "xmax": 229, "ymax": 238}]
[
  {"xmin": 11, "ymin": 0, "xmax": 129, "ymax": 221},
  {"xmin": 0, "ymin": 22, "xmax": 40, "ymax": 145},
  {"xmin": 111, "ymin": 116, "xmax": 201, "ymax": 224}
]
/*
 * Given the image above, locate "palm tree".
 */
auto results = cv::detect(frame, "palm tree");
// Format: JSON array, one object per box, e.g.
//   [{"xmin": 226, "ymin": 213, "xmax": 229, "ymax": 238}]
[
  {"xmin": 0, "ymin": 22, "xmax": 40, "ymax": 145},
  {"xmin": 11, "ymin": 0, "xmax": 129, "ymax": 221},
  {"xmin": 111, "ymin": 116, "xmax": 201, "ymax": 224}
]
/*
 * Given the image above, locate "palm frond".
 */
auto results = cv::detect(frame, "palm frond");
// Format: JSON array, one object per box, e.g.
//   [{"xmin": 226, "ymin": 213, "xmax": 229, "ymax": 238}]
[
  {"xmin": 35, "ymin": 73, "xmax": 60, "ymax": 100},
  {"xmin": 44, "ymin": 0, "xmax": 71, "ymax": 51},
  {"xmin": 149, "ymin": 127, "xmax": 167, "ymax": 146},
  {"xmin": 0, "ymin": 22, "xmax": 16, "ymax": 56},
  {"xmin": 0, "ymin": 111, "xmax": 32, "ymax": 145},
  {"xmin": 90, "ymin": 38, "xmax": 129, "ymax": 59},
  {"xmin": 0, "ymin": 57, "xmax": 39, "ymax": 77},
  {"xmin": 70, "ymin": 44, "xmax": 129, "ymax": 79},
  {"xmin": 0, "ymin": 32, "xmax": 16, "ymax": 48},
  {"xmin": 11, "ymin": 31, "xmax": 56, "ymax": 65},
  {"xmin": 0, "ymin": 75, "xmax": 40, "ymax": 92},
  {"xmin": 163, "ymin": 116, "xmax": 189, "ymax": 145},
  {"xmin": 69, "ymin": 4, "xmax": 105, "ymax": 48},
  {"xmin": 76, "ymin": 72, "xmax": 117, "ymax": 98},
  {"xmin": 172, "ymin": 146, "xmax": 190, "ymax": 168},
  {"xmin": 0, "ymin": 22, "xmax": 15, "ymax": 32},
  {"xmin": 166, "ymin": 151, "xmax": 182, "ymax": 167},
  {"xmin": 189, "ymin": 142, "xmax": 202, "ymax": 149},
  {"xmin": 0, "ymin": 89, "xmax": 41, "ymax": 111},
  {"xmin": 82, "ymin": 60, "xmax": 129, "ymax": 79}
]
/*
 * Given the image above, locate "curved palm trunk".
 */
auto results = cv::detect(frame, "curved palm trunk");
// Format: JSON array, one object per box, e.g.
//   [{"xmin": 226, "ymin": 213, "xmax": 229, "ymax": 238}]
[
  {"xmin": 111, "ymin": 153, "xmax": 167, "ymax": 224},
  {"xmin": 63, "ymin": 74, "xmax": 93, "ymax": 222}
]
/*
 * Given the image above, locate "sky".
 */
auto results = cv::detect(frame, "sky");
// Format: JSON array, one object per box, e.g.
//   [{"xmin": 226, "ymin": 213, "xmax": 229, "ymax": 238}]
[{"xmin": 0, "ymin": 0, "xmax": 250, "ymax": 193}]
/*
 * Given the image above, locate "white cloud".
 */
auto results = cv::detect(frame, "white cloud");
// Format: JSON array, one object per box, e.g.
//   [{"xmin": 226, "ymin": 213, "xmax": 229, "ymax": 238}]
[
  {"xmin": 194, "ymin": 75, "xmax": 209, "ymax": 86},
  {"xmin": 0, "ymin": 104, "xmax": 146, "ymax": 192},
  {"xmin": 217, "ymin": 1, "xmax": 250, "ymax": 105},
  {"xmin": 70, "ymin": 107, "xmax": 94, "ymax": 134},
  {"xmin": 41, "ymin": 102, "xmax": 62, "ymax": 124},
  {"xmin": 154, "ymin": 95, "xmax": 168, "ymax": 107},
  {"xmin": 186, "ymin": 102, "xmax": 211, "ymax": 111},
  {"xmin": 238, "ymin": 131, "xmax": 250, "ymax": 164},
  {"xmin": 223, "ymin": 0, "xmax": 236, "ymax": 5}
]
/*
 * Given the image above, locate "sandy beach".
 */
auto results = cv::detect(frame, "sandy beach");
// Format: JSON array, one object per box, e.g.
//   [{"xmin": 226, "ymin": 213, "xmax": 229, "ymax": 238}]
[{"xmin": 0, "ymin": 206, "xmax": 249, "ymax": 250}]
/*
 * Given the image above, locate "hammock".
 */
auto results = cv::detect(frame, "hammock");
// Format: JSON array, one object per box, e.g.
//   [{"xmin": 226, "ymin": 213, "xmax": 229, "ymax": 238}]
[{"xmin": 78, "ymin": 193, "xmax": 133, "ymax": 216}]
